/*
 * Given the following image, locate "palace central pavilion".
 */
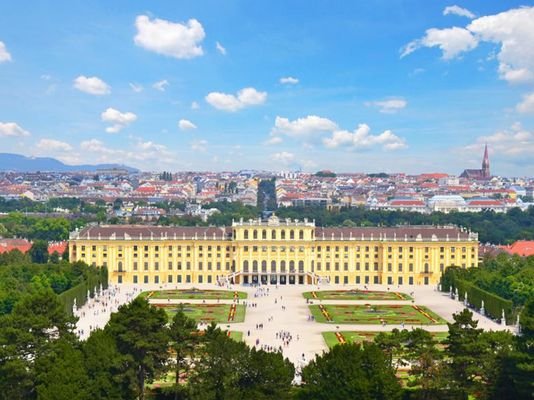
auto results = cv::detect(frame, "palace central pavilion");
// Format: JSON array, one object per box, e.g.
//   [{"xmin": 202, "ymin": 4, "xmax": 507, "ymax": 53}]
[{"xmin": 69, "ymin": 215, "xmax": 478, "ymax": 286}]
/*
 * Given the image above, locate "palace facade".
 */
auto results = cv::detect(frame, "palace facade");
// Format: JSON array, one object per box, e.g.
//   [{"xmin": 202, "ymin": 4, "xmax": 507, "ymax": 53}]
[{"xmin": 69, "ymin": 215, "xmax": 478, "ymax": 286}]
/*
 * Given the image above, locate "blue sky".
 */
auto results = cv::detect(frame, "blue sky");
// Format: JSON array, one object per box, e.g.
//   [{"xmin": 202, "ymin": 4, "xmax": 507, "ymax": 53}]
[{"xmin": 1, "ymin": 1, "xmax": 533, "ymax": 175}]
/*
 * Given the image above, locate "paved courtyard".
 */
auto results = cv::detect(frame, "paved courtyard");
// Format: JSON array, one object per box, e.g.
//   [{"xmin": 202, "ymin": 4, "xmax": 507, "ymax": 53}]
[{"xmin": 75, "ymin": 283, "xmax": 514, "ymax": 368}]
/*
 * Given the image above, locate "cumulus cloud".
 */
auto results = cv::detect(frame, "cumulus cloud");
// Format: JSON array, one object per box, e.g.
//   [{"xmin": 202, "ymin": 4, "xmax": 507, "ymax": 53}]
[
  {"xmin": 464, "ymin": 123, "xmax": 534, "ymax": 157},
  {"xmin": 129, "ymin": 83, "xmax": 143, "ymax": 93},
  {"xmin": 205, "ymin": 87, "xmax": 267, "ymax": 111},
  {"xmin": 179, "ymin": 119, "xmax": 197, "ymax": 130},
  {"xmin": 402, "ymin": 6, "xmax": 534, "ymax": 83},
  {"xmin": 191, "ymin": 139, "xmax": 208, "ymax": 152},
  {"xmin": 365, "ymin": 98, "xmax": 407, "ymax": 114},
  {"xmin": 280, "ymin": 76, "xmax": 299, "ymax": 84},
  {"xmin": 153, "ymin": 79, "xmax": 169, "ymax": 91},
  {"xmin": 443, "ymin": 5, "xmax": 475, "ymax": 19},
  {"xmin": 134, "ymin": 15, "xmax": 205, "ymax": 59},
  {"xmin": 216, "ymin": 41, "xmax": 227, "ymax": 55},
  {"xmin": 271, "ymin": 151, "xmax": 295, "ymax": 165},
  {"xmin": 191, "ymin": 101, "xmax": 200, "ymax": 109},
  {"xmin": 271, "ymin": 115, "xmax": 338, "ymax": 137},
  {"xmin": 401, "ymin": 27, "xmax": 478, "ymax": 60},
  {"xmin": 36, "ymin": 139, "xmax": 72, "ymax": 152},
  {"xmin": 264, "ymin": 136, "xmax": 283, "ymax": 145},
  {"xmin": 0, "ymin": 122, "xmax": 30, "ymax": 137},
  {"xmin": 323, "ymin": 123, "xmax": 407, "ymax": 151},
  {"xmin": 0, "ymin": 41, "xmax": 12, "ymax": 62},
  {"xmin": 73, "ymin": 75, "xmax": 111, "ymax": 95},
  {"xmin": 101, "ymin": 107, "xmax": 137, "ymax": 133},
  {"xmin": 516, "ymin": 92, "xmax": 534, "ymax": 114}
]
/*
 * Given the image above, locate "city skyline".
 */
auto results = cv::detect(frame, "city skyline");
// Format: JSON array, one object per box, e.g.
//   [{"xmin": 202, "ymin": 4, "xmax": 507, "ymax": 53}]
[{"xmin": 1, "ymin": 1, "xmax": 534, "ymax": 175}]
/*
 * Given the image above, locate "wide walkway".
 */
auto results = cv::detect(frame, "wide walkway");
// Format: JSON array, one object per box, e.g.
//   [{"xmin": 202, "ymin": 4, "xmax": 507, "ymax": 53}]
[{"xmin": 75, "ymin": 283, "xmax": 515, "ymax": 367}]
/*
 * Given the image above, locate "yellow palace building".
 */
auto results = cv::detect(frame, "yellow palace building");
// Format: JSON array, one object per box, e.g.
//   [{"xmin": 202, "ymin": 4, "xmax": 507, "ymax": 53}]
[{"xmin": 69, "ymin": 215, "xmax": 478, "ymax": 286}]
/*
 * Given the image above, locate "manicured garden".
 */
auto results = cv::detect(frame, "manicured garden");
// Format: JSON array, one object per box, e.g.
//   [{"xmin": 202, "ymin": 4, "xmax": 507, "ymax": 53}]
[
  {"xmin": 303, "ymin": 289, "xmax": 412, "ymax": 301},
  {"xmin": 140, "ymin": 288, "xmax": 247, "ymax": 300},
  {"xmin": 153, "ymin": 303, "xmax": 246, "ymax": 323},
  {"xmin": 322, "ymin": 330, "xmax": 449, "ymax": 348},
  {"xmin": 309, "ymin": 304, "xmax": 446, "ymax": 324}
]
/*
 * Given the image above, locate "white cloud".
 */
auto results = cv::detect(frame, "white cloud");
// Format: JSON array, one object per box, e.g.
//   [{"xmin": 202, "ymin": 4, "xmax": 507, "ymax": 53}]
[
  {"xmin": 40, "ymin": 74, "xmax": 52, "ymax": 80},
  {"xmin": 205, "ymin": 87, "xmax": 267, "ymax": 111},
  {"xmin": 264, "ymin": 136, "xmax": 283, "ymax": 145},
  {"xmin": 36, "ymin": 139, "xmax": 73, "ymax": 152},
  {"xmin": 464, "ymin": 123, "xmax": 534, "ymax": 157},
  {"xmin": 101, "ymin": 107, "xmax": 137, "ymax": 133},
  {"xmin": 443, "ymin": 5, "xmax": 476, "ymax": 19},
  {"xmin": 271, "ymin": 115, "xmax": 338, "ymax": 137},
  {"xmin": 323, "ymin": 123, "xmax": 407, "ymax": 151},
  {"xmin": 401, "ymin": 27, "xmax": 478, "ymax": 60},
  {"xmin": 179, "ymin": 119, "xmax": 197, "ymax": 130},
  {"xmin": 402, "ymin": 7, "xmax": 534, "ymax": 83},
  {"xmin": 216, "ymin": 41, "xmax": 227, "ymax": 55},
  {"xmin": 129, "ymin": 83, "xmax": 143, "ymax": 93},
  {"xmin": 73, "ymin": 75, "xmax": 111, "ymax": 95},
  {"xmin": 153, "ymin": 79, "xmax": 169, "ymax": 91},
  {"xmin": 271, "ymin": 151, "xmax": 295, "ymax": 165},
  {"xmin": 280, "ymin": 76, "xmax": 299, "ymax": 84},
  {"xmin": 0, "ymin": 41, "xmax": 11, "ymax": 63},
  {"xmin": 365, "ymin": 98, "xmax": 407, "ymax": 114},
  {"xmin": 191, "ymin": 101, "xmax": 200, "ymax": 109},
  {"xmin": 134, "ymin": 15, "xmax": 205, "ymax": 59},
  {"xmin": 191, "ymin": 139, "xmax": 208, "ymax": 152},
  {"xmin": 468, "ymin": 7, "xmax": 534, "ymax": 83},
  {"xmin": 0, "ymin": 122, "xmax": 30, "ymax": 137},
  {"xmin": 516, "ymin": 92, "xmax": 534, "ymax": 114}
]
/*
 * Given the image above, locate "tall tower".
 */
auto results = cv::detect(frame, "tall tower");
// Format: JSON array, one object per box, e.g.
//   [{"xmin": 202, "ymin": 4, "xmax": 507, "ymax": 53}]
[{"xmin": 482, "ymin": 144, "xmax": 490, "ymax": 179}]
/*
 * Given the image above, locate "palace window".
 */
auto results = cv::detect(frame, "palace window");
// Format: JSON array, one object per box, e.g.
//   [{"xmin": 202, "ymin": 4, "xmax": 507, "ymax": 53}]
[
  {"xmin": 299, "ymin": 230, "xmax": 304, "ymax": 239},
  {"xmin": 244, "ymin": 230, "xmax": 249, "ymax": 239},
  {"xmin": 290, "ymin": 230, "xmax": 295, "ymax": 240},
  {"xmin": 262, "ymin": 230, "xmax": 267, "ymax": 239}
]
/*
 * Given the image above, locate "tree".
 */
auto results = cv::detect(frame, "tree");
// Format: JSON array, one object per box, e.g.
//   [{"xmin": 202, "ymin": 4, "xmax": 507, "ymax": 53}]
[
  {"xmin": 83, "ymin": 329, "xmax": 134, "ymax": 400},
  {"xmin": 105, "ymin": 298, "xmax": 169, "ymax": 400},
  {"xmin": 445, "ymin": 309, "xmax": 485, "ymax": 397},
  {"xmin": 374, "ymin": 329, "xmax": 407, "ymax": 371},
  {"xmin": 403, "ymin": 329, "xmax": 446, "ymax": 399},
  {"xmin": 300, "ymin": 343, "xmax": 402, "ymax": 400},
  {"xmin": 29, "ymin": 240, "xmax": 49, "ymax": 263},
  {"xmin": 169, "ymin": 307, "xmax": 198, "ymax": 400},
  {"xmin": 0, "ymin": 287, "xmax": 77, "ymax": 399},
  {"xmin": 239, "ymin": 348, "xmax": 295, "ymax": 400},
  {"xmin": 189, "ymin": 325, "xmax": 248, "ymax": 400},
  {"xmin": 34, "ymin": 338, "xmax": 89, "ymax": 400}
]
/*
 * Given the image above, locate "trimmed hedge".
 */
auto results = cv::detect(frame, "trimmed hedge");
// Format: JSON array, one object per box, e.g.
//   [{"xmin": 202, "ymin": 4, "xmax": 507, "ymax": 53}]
[
  {"xmin": 59, "ymin": 267, "xmax": 108, "ymax": 315},
  {"xmin": 441, "ymin": 268, "xmax": 514, "ymax": 324}
]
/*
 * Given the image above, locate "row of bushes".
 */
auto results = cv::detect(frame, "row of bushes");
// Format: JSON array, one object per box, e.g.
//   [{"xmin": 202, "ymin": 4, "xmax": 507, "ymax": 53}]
[
  {"xmin": 58, "ymin": 267, "xmax": 108, "ymax": 315},
  {"xmin": 441, "ymin": 268, "xmax": 515, "ymax": 324}
]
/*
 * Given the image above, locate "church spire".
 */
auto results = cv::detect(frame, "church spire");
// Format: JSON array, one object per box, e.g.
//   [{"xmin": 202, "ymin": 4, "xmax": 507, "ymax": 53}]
[{"xmin": 482, "ymin": 143, "xmax": 490, "ymax": 179}]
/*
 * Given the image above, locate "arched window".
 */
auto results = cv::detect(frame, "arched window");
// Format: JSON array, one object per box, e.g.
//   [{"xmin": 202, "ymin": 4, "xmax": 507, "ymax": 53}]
[
  {"xmin": 261, "ymin": 260, "xmax": 267, "ymax": 272},
  {"xmin": 271, "ymin": 230, "xmax": 276, "ymax": 239},
  {"xmin": 253, "ymin": 230, "xmax": 258, "ymax": 239},
  {"xmin": 424, "ymin": 263, "xmax": 429, "ymax": 273},
  {"xmin": 289, "ymin": 260, "xmax": 295, "ymax": 271},
  {"xmin": 262, "ymin": 230, "xmax": 267, "ymax": 239},
  {"xmin": 252, "ymin": 260, "xmax": 258, "ymax": 272},
  {"xmin": 271, "ymin": 260, "xmax": 276, "ymax": 272},
  {"xmin": 298, "ymin": 260, "xmax": 304, "ymax": 272},
  {"xmin": 244, "ymin": 230, "xmax": 249, "ymax": 240},
  {"xmin": 290, "ymin": 230, "xmax": 295, "ymax": 240},
  {"xmin": 299, "ymin": 230, "xmax": 304, "ymax": 240},
  {"xmin": 243, "ymin": 260, "xmax": 249, "ymax": 272},
  {"xmin": 281, "ymin": 230, "xmax": 286, "ymax": 240},
  {"xmin": 280, "ymin": 260, "xmax": 286, "ymax": 272},
  {"xmin": 118, "ymin": 261, "xmax": 123, "ymax": 272}
]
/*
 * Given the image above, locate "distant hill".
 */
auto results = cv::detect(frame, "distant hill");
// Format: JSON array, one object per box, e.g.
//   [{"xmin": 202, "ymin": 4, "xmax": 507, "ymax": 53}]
[{"xmin": 0, "ymin": 153, "xmax": 139, "ymax": 173}]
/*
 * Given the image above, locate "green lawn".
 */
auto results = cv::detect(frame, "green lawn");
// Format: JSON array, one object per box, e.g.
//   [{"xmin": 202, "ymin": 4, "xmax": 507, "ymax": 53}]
[
  {"xmin": 310, "ymin": 304, "xmax": 445, "ymax": 325},
  {"xmin": 322, "ymin": 330, "xmax": 449, "ymax": 348},
  {"xmin": 303, "ymin": 290, "xmax": 412, "ymax": 301},
  {"xmin": 228, "ymin": 331, "xmax": 244, "ymax": 341},
  {"xmin": 140, "ymin": 288, "xmax": 247, "ymax": 300},
  {"xmin": 154, "ymin": 303, "xmax": 246, "ymax": 323}
]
